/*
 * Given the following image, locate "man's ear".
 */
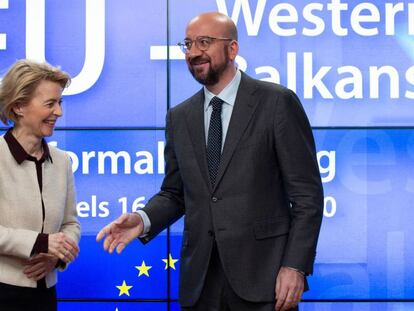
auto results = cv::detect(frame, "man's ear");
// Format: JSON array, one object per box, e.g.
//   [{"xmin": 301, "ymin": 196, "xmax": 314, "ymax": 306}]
[{"xmin": 228, "ymin": 40, "xmax": 239, "ymax": 61}]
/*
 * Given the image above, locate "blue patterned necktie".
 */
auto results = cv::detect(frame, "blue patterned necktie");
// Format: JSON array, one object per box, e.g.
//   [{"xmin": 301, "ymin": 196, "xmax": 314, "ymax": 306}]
[{"xmin": 207, "ymin": 96, "xmax": 224, "ymax": 187}]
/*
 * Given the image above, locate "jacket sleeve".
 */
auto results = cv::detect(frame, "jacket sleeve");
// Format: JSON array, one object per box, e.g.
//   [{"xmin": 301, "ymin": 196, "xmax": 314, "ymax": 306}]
[
  {"xmin": 57, "ymin": 154, "xmax": 81, "ymax": 271},
  {"xmin": 0, "ymin": 225, "xmax": 39, "ymax": 259},
  {"xmin": 140, "ymin": 109, "xmax": 185, "ymax": 243},
  {"xmin": 274, "ymin": 89, "xmax": 324, "ymax": 275}
]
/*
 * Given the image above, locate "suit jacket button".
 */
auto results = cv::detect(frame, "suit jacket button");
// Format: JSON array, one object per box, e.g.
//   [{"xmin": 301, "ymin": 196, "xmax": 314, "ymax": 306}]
[
  {"xmin": 212, "ymin": 196, "xmax": 218, "ymax": 202},
  {"xmin": 208, "ymin": 230, "xmax": 214, "ymax": 236}
]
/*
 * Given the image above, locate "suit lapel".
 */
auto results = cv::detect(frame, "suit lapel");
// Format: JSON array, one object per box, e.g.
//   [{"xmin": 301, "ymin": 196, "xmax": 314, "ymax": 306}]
[
  {"xmin": 213, "ymin": 73, "xmax": 259, "ymax": 191},
  {"xmin": 184, "ymin": 90, "xmax": 212, "ymax": 191},
  {"xmin": 183, "ymin": 73, "xmax": 260, "ymax": 192}
]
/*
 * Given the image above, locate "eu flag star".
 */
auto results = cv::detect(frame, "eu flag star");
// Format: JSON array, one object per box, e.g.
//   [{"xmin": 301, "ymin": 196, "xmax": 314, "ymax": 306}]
[
  {"xmin": 162, "ymin": 253, "xmax": 178, "ymax": 270},
  {"xmin": 135, "ymin": 260, "xmax": 152, "ymax": 277},
  {"xmin": 116, "ymin": 280, "xmax": 133, "ymax": 296}
]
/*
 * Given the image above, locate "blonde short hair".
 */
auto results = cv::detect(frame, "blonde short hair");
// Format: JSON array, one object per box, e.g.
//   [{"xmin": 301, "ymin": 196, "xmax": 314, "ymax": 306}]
[{"xmin": 0, "ymin": 59, "xmax": 71, "ymax": 125}]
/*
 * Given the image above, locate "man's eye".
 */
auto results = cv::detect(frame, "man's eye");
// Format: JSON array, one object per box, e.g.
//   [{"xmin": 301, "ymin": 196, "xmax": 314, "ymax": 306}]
[
  {"xmin": 199, "ymin": 38, "xmax": 210, "ymax": 46},
  {"xmin": 184, "ymin": 41, "xmax": 192, "ymax": 48}
]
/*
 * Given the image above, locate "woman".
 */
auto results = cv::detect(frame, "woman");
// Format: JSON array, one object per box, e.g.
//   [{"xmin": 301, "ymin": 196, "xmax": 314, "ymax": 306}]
[{"xmin": 0, "ymin": 60, "xmax": 80, "ymax": 310}]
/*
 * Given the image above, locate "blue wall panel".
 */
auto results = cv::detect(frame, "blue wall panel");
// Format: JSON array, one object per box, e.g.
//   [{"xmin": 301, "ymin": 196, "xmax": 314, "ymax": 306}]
[{"xmin": 0, "ymin": 0, "xmax": 413, "ymax": 308}]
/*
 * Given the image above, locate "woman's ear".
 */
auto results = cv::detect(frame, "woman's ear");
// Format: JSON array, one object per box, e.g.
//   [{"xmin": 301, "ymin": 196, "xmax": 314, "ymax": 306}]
[{"xmin": 12, "ymin": 103, "xmax": 24, "ymax": 117}]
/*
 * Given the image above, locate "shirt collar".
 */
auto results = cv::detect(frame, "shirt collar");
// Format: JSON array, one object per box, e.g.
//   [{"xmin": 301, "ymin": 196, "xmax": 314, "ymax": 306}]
[
  {"xmin": 204, "ymin": 70, "xmax": 242, "ymax": 111},
  {"xmin": 4, "ymin": 128, "xmax": 52, "ymax": 164}
]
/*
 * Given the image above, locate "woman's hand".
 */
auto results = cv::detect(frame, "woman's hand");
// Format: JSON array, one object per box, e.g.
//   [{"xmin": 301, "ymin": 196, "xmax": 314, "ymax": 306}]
[
  {"xmin": 48, "ymin": 232, "xmax": 79, "ymax": 264},
  {"xmin": 23, "ymin": 253, "xmax": 58, "ymax": 281}
]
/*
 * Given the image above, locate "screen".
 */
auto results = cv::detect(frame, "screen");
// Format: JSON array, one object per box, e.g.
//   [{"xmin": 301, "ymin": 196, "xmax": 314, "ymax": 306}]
[{"xmin": 0, "ymin": 0, "xmax": 413, "ymax": 309}]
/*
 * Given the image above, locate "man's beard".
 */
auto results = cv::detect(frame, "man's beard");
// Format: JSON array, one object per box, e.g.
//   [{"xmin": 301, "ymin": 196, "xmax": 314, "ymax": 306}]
[{"xmin": 188, "ymin": 48, "xmax": 229, "ymax": 86}]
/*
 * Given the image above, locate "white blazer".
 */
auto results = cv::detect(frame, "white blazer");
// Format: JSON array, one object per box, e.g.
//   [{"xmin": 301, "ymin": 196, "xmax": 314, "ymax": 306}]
[{"xmin": 0, "ymin": 136, "xmax": 80, "ymax": 288}]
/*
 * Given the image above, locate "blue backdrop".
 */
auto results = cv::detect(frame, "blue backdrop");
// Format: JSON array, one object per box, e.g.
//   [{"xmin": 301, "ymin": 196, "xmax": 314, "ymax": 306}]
[{"xmin": 1, "ymin": 0, "xmax": 413, "ymax": 310}]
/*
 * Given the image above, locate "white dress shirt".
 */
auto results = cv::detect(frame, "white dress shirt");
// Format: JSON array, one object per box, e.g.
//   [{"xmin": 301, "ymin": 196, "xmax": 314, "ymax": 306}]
[{"xmin": 138, "ymin": 70, "xmax": 242, "ymax": 234}]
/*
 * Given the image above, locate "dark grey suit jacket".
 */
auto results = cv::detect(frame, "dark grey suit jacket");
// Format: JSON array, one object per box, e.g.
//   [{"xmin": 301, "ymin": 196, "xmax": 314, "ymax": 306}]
[{"xmin": 142, "ymin": 72, "xmax": 324, "ymax": 306}]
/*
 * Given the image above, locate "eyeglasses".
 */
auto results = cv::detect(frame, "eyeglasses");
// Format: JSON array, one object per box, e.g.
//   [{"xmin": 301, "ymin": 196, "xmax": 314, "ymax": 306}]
[{"xmin": 177, "ymin": 36, "xmax": 232, "ymax": 53}]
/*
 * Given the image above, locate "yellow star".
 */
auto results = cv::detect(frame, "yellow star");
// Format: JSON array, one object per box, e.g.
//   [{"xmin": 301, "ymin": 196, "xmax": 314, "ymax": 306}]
[
  {"xmin": 162, "ymin": 253, "xmax": 179, "ymax": 270},
  {"xmin": 135, "ymin": 260, "xmax": 152, "ymax": 277},
  {"xmin": 116, "ymin": 280, "xmax": 132, "ymax": 296}
]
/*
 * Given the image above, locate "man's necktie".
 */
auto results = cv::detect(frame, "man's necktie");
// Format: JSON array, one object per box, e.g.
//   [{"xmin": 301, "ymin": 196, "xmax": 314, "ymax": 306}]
[{"xmin": 207, "ymin": 96, "xmax": 224, "ymax": 187}]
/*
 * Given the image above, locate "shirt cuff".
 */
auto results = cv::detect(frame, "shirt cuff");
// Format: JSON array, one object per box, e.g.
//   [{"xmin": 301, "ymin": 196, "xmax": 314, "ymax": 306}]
[
  {"xmin": 30, "ymin": 233, "xmax": 48, "ymax": 256},
  {"xmin": 284, "ymin": 266, "xmax": 305, "ymax": 276},
  {"xmin": 55, "ymin": 259, "xmax": 66, "ymax": 269},
  {"xmin": 135, "ymin": 210, "xmax": 151, "ymax": 236}
]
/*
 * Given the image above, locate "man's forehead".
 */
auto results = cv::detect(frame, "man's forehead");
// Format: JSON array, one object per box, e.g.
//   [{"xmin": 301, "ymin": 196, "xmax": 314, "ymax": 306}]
[{"xmin": 185, "ymin": 21, "xmax": 223, "ymax": 38}]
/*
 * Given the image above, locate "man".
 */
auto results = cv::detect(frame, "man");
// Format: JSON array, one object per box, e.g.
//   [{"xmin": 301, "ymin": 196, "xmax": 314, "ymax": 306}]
[{"xmin": 97, "ymin": 12, "xmax": 323, "ymax": 311}]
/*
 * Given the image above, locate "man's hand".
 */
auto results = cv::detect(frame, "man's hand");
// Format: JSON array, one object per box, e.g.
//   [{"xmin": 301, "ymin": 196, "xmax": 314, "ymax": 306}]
[
  {"xmin": 23, "ymin": 253, "xmax": 58, "ymax": 281},
  {"xmin": 48, "ymin": 232, "xmax": 80, "ymax": 264},
  {"xmin": 275, "ymin": 267, "xmax": 304, "ymax": 311},
  {"xmin": 96, "ymin": 213, "xmax": 144, "ymax": 254}
]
